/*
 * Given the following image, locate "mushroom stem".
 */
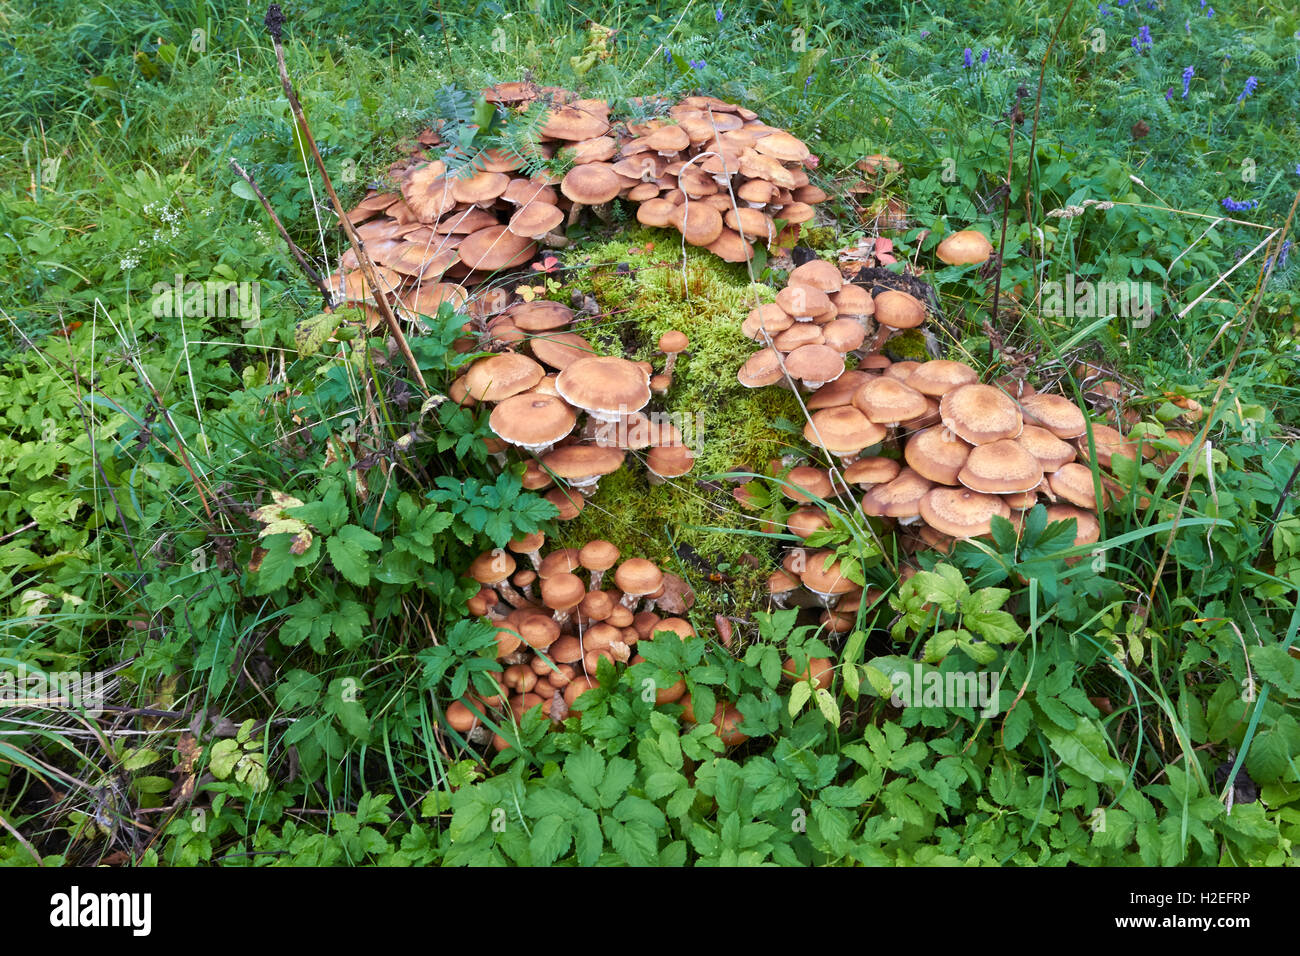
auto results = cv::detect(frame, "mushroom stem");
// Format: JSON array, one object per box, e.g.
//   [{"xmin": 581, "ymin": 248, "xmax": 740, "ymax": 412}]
[
  {"xmin": 866, "ymin": 324, "xmax": 895, "ymax": 355},
  {"xmin": 541, "ymin": 231, "xmax": 572, "ymax": 249}
]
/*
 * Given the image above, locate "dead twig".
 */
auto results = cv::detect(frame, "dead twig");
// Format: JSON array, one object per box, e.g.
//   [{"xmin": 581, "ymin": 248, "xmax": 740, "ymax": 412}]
[
  {"xmin": 263, "ymin": 3, "xmax": 430, "ymax": 397},
  {"xmin": 229, "ymin": 157, "xmax": 333, "ymax": 308}
]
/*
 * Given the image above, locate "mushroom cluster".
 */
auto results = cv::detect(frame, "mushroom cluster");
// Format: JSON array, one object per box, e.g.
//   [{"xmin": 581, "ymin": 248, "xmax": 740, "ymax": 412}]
[
  {"xmin": 737, "ymin": 255, "xmax": 932, "ymax": 398},
  {"xmin": 332, "ymin": 85, "xmax": 829, "ymax": 317},
  {"xmin": 742, "ymin": 356, "xmax": 1155, "ymax": 594},
  {"xmin": 455, "ymin": 539, "xmax": 700, "ymax": 751},
  {"xmin": 450, "ymin": 304, "xmax": 697, "ymax": 515}
]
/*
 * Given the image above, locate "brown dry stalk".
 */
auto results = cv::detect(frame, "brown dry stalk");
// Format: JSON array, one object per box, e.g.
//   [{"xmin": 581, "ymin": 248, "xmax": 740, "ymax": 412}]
[{"xmin": 264, "ymin": 4, "xmax": 430, "ymax": 397}]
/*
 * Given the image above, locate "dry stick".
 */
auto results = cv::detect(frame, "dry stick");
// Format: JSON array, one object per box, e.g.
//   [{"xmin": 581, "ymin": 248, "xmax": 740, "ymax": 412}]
[
  {"xmin": 0, "ymin": 813, "xmax": 42, "ymax": 867},
  {"xmin": 263, "ymin": 4, "xmax": 429, "ymax": 397},
  {"xmin": 1144, "ymin": 188, "xmax": 1300, "ymax": 611},
  {"xmin": 1023, "ymin": 0, "xmax": 1075, "ymax": 226},
  {"xmin": 229, "ymin": 157, "xmax": 332, "ymax": 306}
]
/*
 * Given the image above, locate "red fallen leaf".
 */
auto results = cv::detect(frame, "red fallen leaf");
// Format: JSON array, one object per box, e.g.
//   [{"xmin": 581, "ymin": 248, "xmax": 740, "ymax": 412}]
[
  {"xmin": 248, "ymin": 545, "xmax": 267, "ymax": 573},
  {"xmin": 715, "ymin": 614, "xmax": 733, "ymax": 648}
]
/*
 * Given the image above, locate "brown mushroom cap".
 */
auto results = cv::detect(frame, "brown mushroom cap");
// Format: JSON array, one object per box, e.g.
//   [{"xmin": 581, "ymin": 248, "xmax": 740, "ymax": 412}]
[
  {"xmin": 1044, "ymin": 504, "xmax": 1101, "ymax": 549},
  {"xmin": 489, "ymin": 394, "xmax": 577, "ymax": 451},
  {"xmin": 658, "ymin": 330, "xmax": 689, "ymax": 354},
  {"xmin": 507, "ymin": 201, "xmax": 565, "ymax": 239},
  {"xmin": 784, "ymin": 344, "xmax": 844, "ymax": 388},
  {"xmin": 830, "ymin": 283, "xmax": 875, "ymax": 319},
  {"xmin": 754, "ymin": 130, "xmax": 811, "ymax": 162},
  {"xmin": 1017, "ymin": 425, "xmax": 1077, "ymax": 471},
  {"xmin": 614, "ymin": 558, "xmax": 664, "ymax": 599},
  {"xmin": 469, "ymin": 549, "xmax": 515, "ymax": 586},
  {"xmin": 516, "ymin": 612, "xmax": 562, "ymax": 650},
  {"xmin": 906, "ymin": 360, "xmax": 979, "ymax": 397},
  {"xmin": 561, "ymin": 163, "xmax": 623, "ymax": 205},
  {"xmin": 874, "ymin": 289, "xmax": 926, "ymax": 329},
  {"xmin": 957, "ymin": 439, "xmax": 1045, "ymax": 494},
  {"xmin": 800, "ymin": 551, "xmax": 856, "ymax": 596},
  {"xmin": 853, "ymin": 376, "xmax": 929, "ymax": 425},
  {"xmin": 636, "ymin": 197, "xmax": 677, "ymax": 228},
  {"xmin": 919, "ymin": 486, "xmax": 1011, "ymax": 538},
  {"xmin": 668, "ymin": 203, "xmax": 725, "ymax": 246},
  {"xmin": 464, "ymin": 353, "xmax": 545, "ymax": 402},
  {"xmin": 936, "ymin": 229, "xmax": 994, "ymax": 266},
  {"xmin": 705, "ymin": 228, "xmax": 755, "ymax": 263},
  {"xmin": 904, "ymin": 426, "xmax": 974, "ymax": 485},
  {"xmin": 578, "ymin": 539, "xmax": 620, "ymax": 575},
  {"xmin": 788, "ymin": 259, "xmax": 844, "ymax": 294},
  {"xmin": 788, "ymin": 506, "xmax": 833, "ymax": 539},
  {"xmin": 861, "ymin": 467, "xmax": 934, "ymax": 520},
  {"xmin": 1049, "ymin": 462, "xmax": 1109, "ymax": 510},
  {"xmin": 737, "ymin": 348, "xmax": 786, "ymax": 388},
  {"xmin": 555, "ymin": 356, "xmax": 652, "ymax": 421},
  {"xmin": 742, "ymin": 304, "xmax": 795, "ymax": 340},
  {"xmin": 542, "ymin": 445, "xmax": 626, "ymax": 481},
  {"xmin": 1020, "ymin": 393, "xmax": 1087, "ymax": 440},
  {"xmin": 541, "ymin": 572, "xmax": 586, "ymax": 613},
  {"xmin": 1075, "ymin": 424, "xmax": 1139, "ymax": 468},
  {"xmin": 940, "ymin": 383, "xmax": 1024, "ymax": 445},
  {"xmin": 773, "ymin": 324, "xmax": 825, "ymax": 352},
  {"xmin": 807, "ymin": 370, "xmax": 873, "ymax": 410},
  {"xmin": 451, "ymin": 170, "xmax": 510, "ymax": 206},
  {"xmin": 844, "ymin": 456, "xmax": 902, "ymax": 487},
  {"xmin": 784, "ymin": 466, "xmax": 833, "ymax": 503},
  {"xmin": 803, "ymin": 406, "xmax": 888, "ymax": 456},
  {"xmin": 541, "ymin": 105, "xmax": 610, "ymax": 141},
  {"xmin": 504, "ymin": 300, "xmax": 574, "ymax": 332},
  {"xmin": 529, "ymin": 331, "xmax": 596, "ymax": 370},
  {"xmin": 646, "ymin": 444, "xmax": 696, "ymax": 479},
  {"xmin": 776, "ymin": 285, "xmax": 833, "ymax": 320},
  {"xmin": 457, "ymin": 225, "xmax": 537, "ymax": 271},
  {"xmin": 822, "ymin": 318, "xmax": 868, "ymax": 353}
]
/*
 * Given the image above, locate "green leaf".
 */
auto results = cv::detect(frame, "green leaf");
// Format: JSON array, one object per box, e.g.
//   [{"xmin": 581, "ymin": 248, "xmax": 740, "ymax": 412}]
[
  {"xmin": 788, "ymin": 679, "xmax": 811, "ymax": 716},
  {"xmin": 294, "ymin": 312, "xmax": 343, "ymax": 358},
  {"xmin": 327, "ymin": 525, "xmax": 382, "ymax": 586},
  {"xmin": 529, "ymin": 815, "xmax": 572, "ymax": 866},
  {"xmin": 1039, "ymin": 715, "xmax": 1126, "ymax": 788}
]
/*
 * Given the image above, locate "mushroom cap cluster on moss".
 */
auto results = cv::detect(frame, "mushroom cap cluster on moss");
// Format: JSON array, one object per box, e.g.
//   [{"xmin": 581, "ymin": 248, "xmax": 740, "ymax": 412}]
[{"xmin": 457, "ymin": 540, "xmax": 749, "ymax": 751}]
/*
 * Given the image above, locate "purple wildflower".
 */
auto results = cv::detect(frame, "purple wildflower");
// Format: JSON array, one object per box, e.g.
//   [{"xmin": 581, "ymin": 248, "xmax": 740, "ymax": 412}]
[
  {"xmin": 1237, "ymin": 76, "xmax": 1258, "ymax": 102},
  {"xmin": 1221, "ymin": 197, "xmax": 1259, "ymax": 212},
  {"xmin": 715, "ymin": 7, "xmax": 724, "ymax": 22},
  {"xmin": 1182, "ymin": 65, "xmax": 1193, "ymax": 98},
  {"xmin": 963, "ymin": 47, "xmax": 973, "ymax": 68},
  {"xmin": 1207, "ymin": 6, "xmax": 1214, "ymax": 16},
  {"xmin": 1132, "ymin": 25, "xmax": 1153, "ymax": 51},
  {"xmin": 1099, "ymin": 3, "xmax": 1111, "ymax": 15},
  {"xmin": 689, "ymin": 59, "xmax": 706, "ymax": 70},
  {"xmin": 1166, "ymin": 88, "xmax": 1174, "ymax": 100},
  {"xmin": 980, "ymin": 48, "xmax": 990, "ymax": 64}
]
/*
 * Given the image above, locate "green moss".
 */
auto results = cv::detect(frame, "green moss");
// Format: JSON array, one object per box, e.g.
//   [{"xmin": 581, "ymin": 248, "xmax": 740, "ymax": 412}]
[
  {"xmin": 548, "ymin": 228, "xmax": 813, "ymax": 615},
  {"xmin": 886, "ymin": 328, "xmax": 931, "ymax": 362}
]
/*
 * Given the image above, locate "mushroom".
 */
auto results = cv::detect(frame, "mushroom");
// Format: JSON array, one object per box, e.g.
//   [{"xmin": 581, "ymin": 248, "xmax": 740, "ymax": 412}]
[
  {"xmin": 488, "ymin": 394, "xmax": 577, "ymax": 454},
  {"xmin": 658, "ymin": 330, "xmax": 689, "ymax": 378},
  {"xmin": 613, "ymin": 559, "xmax": 664, "ymax": 610},
  {"xmin": 541, "ymin": 445, "xmax": 626, "ymax": 496},
  {"xmin": 578, "ymin": 540, "xmax": 620, "ymax": 590},
  {"xmin": 940, "ymin": 383, "xmax": 1024, "ymax": 445},
  {"xmin": 936, "ymin": 230, "xmax": 993, "ymax": 266},
  {"xmin": 555, "ymin": 355, "xmax": 652, "ymax": 423},
  {"xmin": 918, "ymin": 486, "xmax": 1011, "ymax": 539},
  {"xmin": 956, "ymin": 439, "xmax": 1044, "ymax": 495},
  {"xmin": 904, "ymin": 426, "xmax": 973, "ymax": 486}
]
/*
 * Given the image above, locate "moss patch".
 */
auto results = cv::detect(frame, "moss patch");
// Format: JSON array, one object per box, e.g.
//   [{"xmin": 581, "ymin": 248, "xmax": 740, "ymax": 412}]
[{"xmin": 546, "ymin": 228, "xmax": 812, "ymax": 615}]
